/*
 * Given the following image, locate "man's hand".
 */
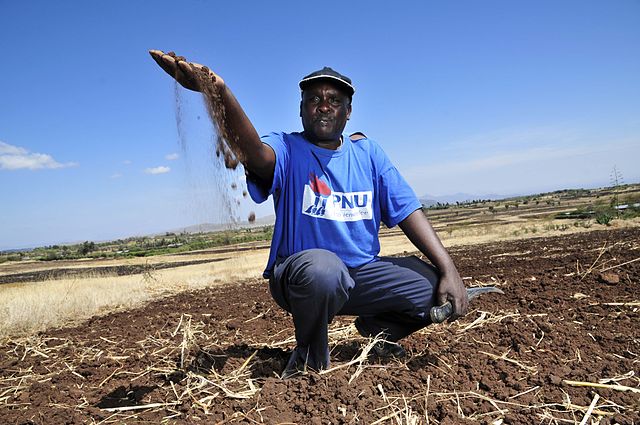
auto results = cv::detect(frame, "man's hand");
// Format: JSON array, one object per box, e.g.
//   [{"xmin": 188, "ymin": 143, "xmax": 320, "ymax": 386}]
[
  {"xmin": 149, "ymin": 50, "xmax": 224, "ymax": 93},
  {"xmin": 435, "ymin": 268, "xmax": 469, "ymax": 321},
  {"xmin": 398, "ymin": 210, "xmax": 469, "ymax": 321},
  {"xmin": 148, "ymin": 48, "xmax": 276, "ymax": 181}
]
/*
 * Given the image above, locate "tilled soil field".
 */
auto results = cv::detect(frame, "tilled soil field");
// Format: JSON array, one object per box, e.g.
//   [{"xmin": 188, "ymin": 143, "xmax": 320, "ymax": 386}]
[
  {"xmin": 1, "ymin": 228, "xmax": 639, "ymax": 424},
  {"xmin": 0, "ymin": 258, "xmax": 229, "ymax": 285}
]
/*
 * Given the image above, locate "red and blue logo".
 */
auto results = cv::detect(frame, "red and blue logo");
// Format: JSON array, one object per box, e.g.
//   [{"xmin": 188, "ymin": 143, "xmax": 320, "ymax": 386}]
[
  {"xmin": 302, "ymin": 172, "xmax": 373, "ymax": 222},
  {"xmin": 305, "ymin": 172, "xmax": 331, "ymax": 215}
]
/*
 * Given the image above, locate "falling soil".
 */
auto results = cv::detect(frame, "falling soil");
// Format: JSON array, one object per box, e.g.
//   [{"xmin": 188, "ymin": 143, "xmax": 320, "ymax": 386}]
[
  {"xmin": 189, "ymin": 67, "xmax": 257, "ymax": 225},
  {"xmin": 190, "ymin": 62, "xmax": 244, "ymax": 172},
  {"xmin": 2, "ymin": 227, "xmax": 639, "ymax": 423},
  {"xmin": 195, "ymin": 63, "xmax": 254, "ymax": 225},
  {"xmin": 173, "ymin": 80, "xmax": 188, "ymax": 152},
  {"xmin": 168, "ymin": 51, "xmax": 254, "ymax": 225}
]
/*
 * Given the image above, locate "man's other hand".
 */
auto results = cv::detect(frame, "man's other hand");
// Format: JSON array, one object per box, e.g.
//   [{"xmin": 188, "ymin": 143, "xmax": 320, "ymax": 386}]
[
  {"xmin": 436, "ymin": 269, "xmax": 469, "ymax": 321},
  {"xmin": 149, "ymin": 50, "xmax": 224, "ymax": 93}
]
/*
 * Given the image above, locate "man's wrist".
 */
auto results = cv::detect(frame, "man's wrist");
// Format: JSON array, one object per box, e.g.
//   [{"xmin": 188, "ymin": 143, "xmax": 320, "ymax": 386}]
[{"xmin": 435, "ymin": 260, "xmax": 458, "ymax": 276}]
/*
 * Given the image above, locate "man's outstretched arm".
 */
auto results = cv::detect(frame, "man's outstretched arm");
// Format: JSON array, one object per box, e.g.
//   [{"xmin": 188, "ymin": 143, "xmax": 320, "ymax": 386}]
[
  {"xmin": 149, "ymin": 50, "xmax": 275, "ymax": 182},
  {"xmin": 398, "ymin": 209, "xmax": 469, "ymax": 320}
]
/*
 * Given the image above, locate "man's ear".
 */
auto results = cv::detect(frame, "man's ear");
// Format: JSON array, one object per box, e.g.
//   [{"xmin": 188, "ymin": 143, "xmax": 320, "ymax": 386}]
[
  {"xmin": 347, "ymin": 103, "xmax": 352, "ymax": 120},
  {"xmin": 299, "ymin": 100, "xmax": 303, "ymax": 117}
]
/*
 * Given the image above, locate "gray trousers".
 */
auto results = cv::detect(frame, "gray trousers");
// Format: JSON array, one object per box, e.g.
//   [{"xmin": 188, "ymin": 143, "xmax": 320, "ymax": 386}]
[{"xmin": 269, "ymin": 249, "xmax": 439, "ymax": 370}]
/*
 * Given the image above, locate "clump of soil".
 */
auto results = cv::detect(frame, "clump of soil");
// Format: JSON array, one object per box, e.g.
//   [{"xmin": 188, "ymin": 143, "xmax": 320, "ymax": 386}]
[
  {"xmin": 166, "ymin": 51, "xmax": 186, "ymax": 62},
  {"xmin": 599, "ymin": 271, "xmax": 620, "ymax": 284}
]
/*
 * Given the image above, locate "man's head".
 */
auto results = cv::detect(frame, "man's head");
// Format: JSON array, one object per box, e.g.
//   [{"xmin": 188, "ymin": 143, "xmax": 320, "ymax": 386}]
[
  {"xmin": 299, "ymin": 67, "xmax": 355, "ymax": 99},
  {"xmin": 299, "ymin": 67, "xmax": 354, "ymax": 146}
]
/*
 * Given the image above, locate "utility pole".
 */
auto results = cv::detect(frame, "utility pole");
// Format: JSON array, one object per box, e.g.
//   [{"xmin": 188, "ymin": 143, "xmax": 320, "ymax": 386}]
[{"xmin": 610, "ymin": 166, "xmax": 624, "ymax": 216}]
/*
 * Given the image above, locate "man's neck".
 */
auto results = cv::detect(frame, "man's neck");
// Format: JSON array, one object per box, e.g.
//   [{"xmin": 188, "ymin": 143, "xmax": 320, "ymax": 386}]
[{"xmin": 304, "ymin": 133, "xmax": 343, "ymax": 150}]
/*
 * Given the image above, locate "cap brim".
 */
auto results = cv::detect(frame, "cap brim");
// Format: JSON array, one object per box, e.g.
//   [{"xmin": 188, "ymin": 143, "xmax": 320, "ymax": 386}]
[{"xmin": 299, "ymin": 75, "xmax": 355, "ymax": 95}]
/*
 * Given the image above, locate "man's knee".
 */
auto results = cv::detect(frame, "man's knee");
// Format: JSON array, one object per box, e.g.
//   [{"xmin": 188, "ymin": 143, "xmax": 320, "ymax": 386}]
[
  {"xmin": 288, "ymin": 249, "xmax": 349, "ymax": 293},
  {"xmin": 272, "ymin": 250, "xmax": 353, "ymax": 306},
  {"xmin": 393, "ymin": 256, "xmax": 439, "ymax": 283}
]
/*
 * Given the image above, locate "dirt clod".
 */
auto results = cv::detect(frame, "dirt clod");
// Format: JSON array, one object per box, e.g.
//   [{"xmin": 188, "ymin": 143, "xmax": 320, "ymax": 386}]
[{"xmin": 599, "ymin": 271, "xmax": 620, "ymax": 284}]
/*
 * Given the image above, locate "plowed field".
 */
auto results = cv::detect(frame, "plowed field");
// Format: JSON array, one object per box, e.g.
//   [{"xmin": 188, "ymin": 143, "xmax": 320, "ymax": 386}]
[{"xmin": 2, "ymin": 227, "xmax": 639, "ymax": 424}]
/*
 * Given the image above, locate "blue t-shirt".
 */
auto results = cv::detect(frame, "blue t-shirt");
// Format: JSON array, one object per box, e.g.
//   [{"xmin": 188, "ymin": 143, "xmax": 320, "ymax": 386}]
[{"xmin": 247, "ymin": 132, "xmax": 421, "ymax": 278}]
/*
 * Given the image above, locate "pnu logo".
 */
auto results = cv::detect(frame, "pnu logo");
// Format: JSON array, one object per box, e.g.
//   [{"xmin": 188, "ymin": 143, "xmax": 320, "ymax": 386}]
[
  {"xmin": 304, "ymin": 173, "xmax": 331, "ymax": 216},
  {"xmin": 302, "ymin": 172, "xmax": 373, "ymax": 222}
]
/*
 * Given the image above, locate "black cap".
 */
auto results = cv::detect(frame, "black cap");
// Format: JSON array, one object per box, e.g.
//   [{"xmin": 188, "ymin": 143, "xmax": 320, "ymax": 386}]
[{"xmin": 299, "ymin": 66, "xmax": 355, "ymax": 96}]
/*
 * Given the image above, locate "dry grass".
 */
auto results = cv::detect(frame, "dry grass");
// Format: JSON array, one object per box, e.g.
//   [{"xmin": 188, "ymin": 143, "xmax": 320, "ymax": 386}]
[
  {"xmin": 0, "ymin": 274, "xmax": 148, "ymax": 338},
  {"xmin": 379, "ymin": 217, "xmax": 640, "ymax": 257},
  {"xmin": 0, "ymin": 252, "xmax": 268, "ymax": 339},
  {"xmin": 2, "ymin": 216, "xmax": 639, "ymax": 344}
]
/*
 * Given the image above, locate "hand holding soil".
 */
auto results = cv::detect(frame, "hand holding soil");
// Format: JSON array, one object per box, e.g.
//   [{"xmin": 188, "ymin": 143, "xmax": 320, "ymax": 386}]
[
  {"xmin": 149, "ymin": 48, "xmax": 250, "ymax": 171},
  {"xmin": 149, "ymin": 49, "xmax": 224, "ymax": 93}
]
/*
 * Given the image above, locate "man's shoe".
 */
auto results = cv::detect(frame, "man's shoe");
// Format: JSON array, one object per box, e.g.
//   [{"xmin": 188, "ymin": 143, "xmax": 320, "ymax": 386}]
[
  {"xmin": 372, "ymin": 340, "xmax": 406, "ymax": 359},
  {"xmin": 280, "ymin": 350, "xmax": 307, "ymax": 379},
  {"xmin": 354, "ymin": 316, "xmax": 374, "ymax": 338},
  {"xmin": 355, "ymin": 317, "xmax": 406, "ymax": 359}
]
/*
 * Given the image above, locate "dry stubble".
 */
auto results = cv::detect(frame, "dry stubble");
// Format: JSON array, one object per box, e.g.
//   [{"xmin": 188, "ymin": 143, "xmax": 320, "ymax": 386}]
[{"xmin": 0, "ymin": 252, "xmax": 268, "ymax": 339}]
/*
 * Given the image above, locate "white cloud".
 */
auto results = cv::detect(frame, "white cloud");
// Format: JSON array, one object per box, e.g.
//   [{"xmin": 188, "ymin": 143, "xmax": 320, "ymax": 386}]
[
  {"xmin": 110, "ymin": 173, "xmax": 123, "ymax": 179},
  {"xmin": 144, "ymin": 166, "xmax": 170, "ymax": 175},
  {"xmin": 440, "ymin": 125, "xmax": 583, "ymax": 154},
  {"xmin": 0, "ymin": 142, "xmax": 26, "ymax": 155},
  {"xmin": 403, "ymin": 129, "xmax": 640, "ymax": 196},
  {"xmin": 122, "ymin": 160, "xmax": 132, "ymax": 165},
  {"xmin": 0, "ymin": 141, "xmax": 78, "ymax": 170},
  {"xmin": 417, "ymin": 133, "xmax": 638, "ymax": 179},
  {"xmin": 406, "ymin": 143, "xmax": 603, "ymax": 182},
  {"xmin": 165, "ymin": 153, "xmax": 179, "ymax": 160}
]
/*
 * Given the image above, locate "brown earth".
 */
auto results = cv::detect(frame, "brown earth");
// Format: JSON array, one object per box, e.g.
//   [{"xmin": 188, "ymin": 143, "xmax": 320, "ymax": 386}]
[
  {"xmin": 1, "ymin": 227, "xmax": 639, "ymax": 424},
  {"xmin": 0, "ymin": 258, "xmax": 229, "ymax": 285}
]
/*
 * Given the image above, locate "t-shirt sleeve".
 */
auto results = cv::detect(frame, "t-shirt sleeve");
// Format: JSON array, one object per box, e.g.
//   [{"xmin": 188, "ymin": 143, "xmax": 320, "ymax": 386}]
[
  {"xmin": 246, "ymin": 132, "xmax": 289, "ymax": 203},
  {"xmin": 379, "ymin": 166, "xmax": 422, "ymax": 227},
  {"xmin": 367, "ymin": 137, "xmax": 422, "ymax": 231}
]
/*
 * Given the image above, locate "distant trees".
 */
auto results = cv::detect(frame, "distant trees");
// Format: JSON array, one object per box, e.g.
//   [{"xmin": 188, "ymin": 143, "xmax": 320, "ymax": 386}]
[{"xmin": 79, "ymin": 241, "xmax": 96, "ymax": 256}]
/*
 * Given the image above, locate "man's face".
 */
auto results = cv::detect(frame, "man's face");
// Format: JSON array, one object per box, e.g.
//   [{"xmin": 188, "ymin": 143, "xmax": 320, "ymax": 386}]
[{"xmin": 300, "ymin": 81, "xmax": 352, "ymax": 145}]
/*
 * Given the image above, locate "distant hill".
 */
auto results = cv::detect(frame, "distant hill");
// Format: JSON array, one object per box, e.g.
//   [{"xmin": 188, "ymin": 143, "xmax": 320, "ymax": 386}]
[
  {"xmin": 166, "ymin": 214, "xmax": 276, "ymax": 234},
  {"xmin": 420, "ymin": 192, "xmax": 516, "ymax": 206}
]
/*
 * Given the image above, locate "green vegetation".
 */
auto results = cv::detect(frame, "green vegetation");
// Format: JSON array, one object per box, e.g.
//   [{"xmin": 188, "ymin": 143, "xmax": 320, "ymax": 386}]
[
  {"xmin": 422, "ymin": 183, "xmax": 640, "ymax": 236},
  {"xmin": 3, "ymin": 182, "xmax": 639, "ymax": 265},
  {"xmin": 553, "ymin": 187, "xmax": 640, "ymax": 226},
  {"xmin": 595, "ymin": 211, "xmax": 613, "ymax": 226},
  {"xmin": 0, "ymin": 226, "xmax": 274, "ymax": 264}
]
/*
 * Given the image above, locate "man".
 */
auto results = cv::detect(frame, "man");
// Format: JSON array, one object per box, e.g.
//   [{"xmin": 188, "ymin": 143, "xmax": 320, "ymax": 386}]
[{"xmin": 149, "ymin": 50, "xmax": 469, "ymax": 378}]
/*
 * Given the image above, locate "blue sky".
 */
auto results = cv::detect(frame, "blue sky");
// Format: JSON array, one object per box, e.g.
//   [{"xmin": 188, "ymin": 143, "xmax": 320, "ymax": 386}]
[{"xmin": 1, "ymin": 0, "xmax": 639, "ymax": 249}]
